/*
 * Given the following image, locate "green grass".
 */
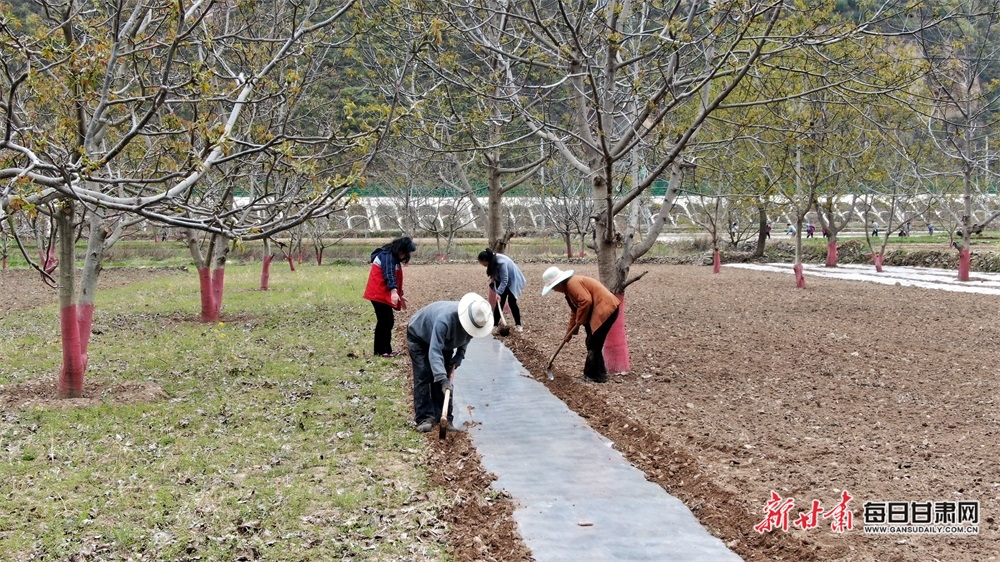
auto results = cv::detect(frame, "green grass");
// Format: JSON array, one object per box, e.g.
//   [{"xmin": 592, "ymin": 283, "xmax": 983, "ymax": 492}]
[{"xmin": 0, "ymin": 265, "xmax": 447, "ymax": 561}]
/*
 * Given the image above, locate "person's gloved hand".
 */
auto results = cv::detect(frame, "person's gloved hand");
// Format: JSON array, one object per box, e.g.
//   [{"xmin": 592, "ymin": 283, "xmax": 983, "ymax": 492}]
[
  {"xmin": 440, "ymin": 379, "xmax": 454, "ymax": 393},
  {"xmin": 390, "ymin": 290, "xmax": 400, "ymax": 307}
]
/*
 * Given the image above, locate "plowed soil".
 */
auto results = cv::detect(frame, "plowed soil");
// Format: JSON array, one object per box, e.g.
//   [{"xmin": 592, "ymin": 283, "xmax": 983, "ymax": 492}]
[
  {"xmin": 404, "ymin": 262, "xmax": 999, "ymax": 562},
  {"xmin": 5, "ymin": 262, "xmax": 997, "ymax": 562}
]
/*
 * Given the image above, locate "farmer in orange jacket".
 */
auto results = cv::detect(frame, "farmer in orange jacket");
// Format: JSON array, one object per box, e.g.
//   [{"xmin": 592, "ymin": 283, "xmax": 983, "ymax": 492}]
[{"xmin": 541, "ymin": 267, "xmax": 620, "ymax": 383}]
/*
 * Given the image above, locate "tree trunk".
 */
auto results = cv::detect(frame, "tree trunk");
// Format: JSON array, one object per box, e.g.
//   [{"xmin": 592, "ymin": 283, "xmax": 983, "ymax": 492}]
[
  {"xmin": 593, "ymin": 176, "xmax": 624, "ymax": 293},
  {"xmin": 603, "ymin": 295, "xmax": 630, "ymax": 374},
  {"xmin": 487, "ymin": 168, "xmax": 506, "ymax": 253},
  {"xmin": 713, "ymin": 250, "xmax": 721, "ymax": 273},
  {"xmin": 794, "ymin": 216, "xmax": 805, "ymax": 288},
  {"xmin": 210, "ymin": 240, "xmax": 227, "ymax": 320},
  {"xmin": 958, "ymin": 248, "xmax": 971, "ymax": 281},
  {"xmin": 815, "ymin": 196, "xmax": 853, "ymax": 268},
  {"xmin": 564, "ymin": 233, "xmax": 573, "ymax": 258},
  {"xmin": 260, "ymin": 239, "xmax": 273, "ymax": 291},
  {"xmin": 753, "ymin": 206, "xmax": 767, "ymax": 258},
  {"xmin": 593, "ymin": 162, "xmax": 682, "ymax": 374},
  {"xmin": 960, "ymin": 165, "xmax": 973, "ymax": 282},
  {"xmin": 211, "ymin": 265, "xmax": 225, "ymax": 318},
  {"xmin": 197, "ymin": 261, "xmax": 227, "ymax": 322},
  {"xmin": 446, "ymin": 230, "xmax": 458, "ymax": 260},
  {"xmin": 825, "ymin": 238, "xmax": 838, "ymax": 267},
  {"xmin": 260, "ymin": 255, "xmax": 273, "ymax": 290},
  {"xmin": 188, "ymin": 231, "xmax": 229, "ymax": 322},
  {"xmin": 593, "ymin": 172, "xmax": 632, "ymax": 373},
  {"xmin": 78, "ymin": 211, "xmax": 109, "ymax": 371},
  {"xmin": 197, "ymin": 267, "xmax": 216, "ymax": 321},
  {"xmin": 56, "ymin": 205, "xmax": 84, "ymax": 398},
  {"xmin": 873, "ymin": 252, "xmax": 883, "ymax": 273}
]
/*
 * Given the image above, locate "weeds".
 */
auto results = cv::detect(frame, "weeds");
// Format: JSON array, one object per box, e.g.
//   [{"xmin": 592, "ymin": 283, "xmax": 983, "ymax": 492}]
[{"xmin": 0, "ymin": 265, "xmax": 446, "ymax": 561}]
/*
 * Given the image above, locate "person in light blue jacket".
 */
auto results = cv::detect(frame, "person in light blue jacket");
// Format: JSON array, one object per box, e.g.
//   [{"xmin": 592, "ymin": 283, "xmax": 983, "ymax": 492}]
[{"xmin": 478, "ymin": 248, "xmax": 527, "ymax": 332}]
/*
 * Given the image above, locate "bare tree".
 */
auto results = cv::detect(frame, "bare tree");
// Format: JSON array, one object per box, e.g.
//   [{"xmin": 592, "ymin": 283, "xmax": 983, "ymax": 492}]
[
  {"xmin": 902, "ymin": 3, "xmax": 1000, "ymax": 280},
  {"xmin": 400, "ymin": 0, "xmax": 549, "ymax": 254},
  {"xmin": 436, "ymin": 1, "xmax": 935, "ymax": 369},
  {"xmin": 303, "ymin": 215, "xmax": 340, "ymax": 267},
  {"xmin": 0, "ymin": 0, "xmax": 408, "ymax": 395},
  {"xmin": 414, "ymin": 192, "xmax": 477, "ymax": 260},
  {"xmin": 688, "ymin": 194, "xmax": 726, "ymax": 273},
  {"xmin": 536, "ymin": 161, "xmax": 594, "ymax": 258},
  {"xmin": 697, "ymin": 122, "xmax": 787, "ymax": 259}
]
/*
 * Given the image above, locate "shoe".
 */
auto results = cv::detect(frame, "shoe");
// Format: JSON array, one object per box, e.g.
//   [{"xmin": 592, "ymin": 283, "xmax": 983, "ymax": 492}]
[
  {"xmin": 585, "ymin": 374, "xmax": 608, "ymax": 383},
  {"xmin": 416, "ymin": 421, "xmax": 433, "ymax": 433},
  {"xmin": 380, "ymin": 351, "xmax": 401, "ymax": 358},
  {"xmin": 514, "ymin": 325, "xmax": 523, "ymax": 333},
  {"xmin": 441, "ymin": 421, "xmax": 463, "ymax": 433}
]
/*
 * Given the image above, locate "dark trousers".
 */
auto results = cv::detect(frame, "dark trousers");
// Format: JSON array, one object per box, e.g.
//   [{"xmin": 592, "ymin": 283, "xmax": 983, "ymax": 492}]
[
  {"xmin": 493, "ymin": 289, "xmax": 522, "ymax": 326},
  {"xmin": 584, "ymin": 307, "xmax": 620, "ymax": 381},
  {"xmin": 372, "ymin": 301, "xmax": 395, "ymax": 355},
  {"xmin": 407, "ymin": 332, "xmax": 453, "ymax": 424}
]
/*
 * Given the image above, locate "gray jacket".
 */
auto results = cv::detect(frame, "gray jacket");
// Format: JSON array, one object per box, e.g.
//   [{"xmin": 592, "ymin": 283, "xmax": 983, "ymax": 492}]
[
  {"xmin": 492, "ymin": 254, "xmax": 527, "ymax": 298},
  {"xmin": 406, "ymin": 301, "xmax": 473, "ymax": 382}
]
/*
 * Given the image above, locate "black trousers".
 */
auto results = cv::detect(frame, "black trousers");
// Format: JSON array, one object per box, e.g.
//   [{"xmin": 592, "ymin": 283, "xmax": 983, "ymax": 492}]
[
  {"xmin": 584, "ymin": 307, "xmax": 620, "ymax": 381},
  {"xmin": 407, "ymin": 332, "xmax": 453, "ymax": 424},
  {"xmin": 371, "ymin": 301, "xmax": 395, "ymax": 355},
  {"xmin": 493, "ymin": 289, "xmax": 522, "ymax": 326}
]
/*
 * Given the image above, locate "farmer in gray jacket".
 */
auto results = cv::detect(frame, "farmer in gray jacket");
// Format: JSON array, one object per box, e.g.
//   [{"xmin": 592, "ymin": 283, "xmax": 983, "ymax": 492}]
[
  {"xmin": 478, "ymin": 248, "xmax": 527, "ymax": 333},
  {"xmin": 406, "ymin": 293, "xmax": 493, "ymax": 433}
]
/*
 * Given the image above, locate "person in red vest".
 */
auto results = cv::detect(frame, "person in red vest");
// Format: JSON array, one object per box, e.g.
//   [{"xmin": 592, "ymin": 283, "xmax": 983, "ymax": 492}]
[
  {"xmin": 363, "ymin": 236, "xmax": 416, "ymax": 357},
  {"xmin": 541, "ymin": 267, "xmax": 620, "ymax": 383}
]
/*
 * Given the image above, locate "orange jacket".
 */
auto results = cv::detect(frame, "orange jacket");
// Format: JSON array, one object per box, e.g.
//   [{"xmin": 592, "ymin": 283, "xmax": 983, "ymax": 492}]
[{"xmin": 562, "ymin": 275, "xmax": 620, "ymax": 337}]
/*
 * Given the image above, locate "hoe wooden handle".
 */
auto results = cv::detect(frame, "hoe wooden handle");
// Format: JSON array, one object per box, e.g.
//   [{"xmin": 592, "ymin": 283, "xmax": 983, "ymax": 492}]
[
  {"xmin": 547, "ymin": 339, "xmax": 567, "ymax": 369},
  {"xmin": 439, "ymin": 388, "xmax": 452, "ymax": 439}
]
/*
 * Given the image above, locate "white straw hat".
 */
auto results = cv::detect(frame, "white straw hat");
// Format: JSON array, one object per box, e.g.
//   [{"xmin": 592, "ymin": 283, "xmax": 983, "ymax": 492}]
[
  {"xmin": 541, "ymin": 266, "xmax": 574, "ymax": 296},
  {"xmin": 457, "ymin": 293, "xmax": 493, "ymax": 338}
]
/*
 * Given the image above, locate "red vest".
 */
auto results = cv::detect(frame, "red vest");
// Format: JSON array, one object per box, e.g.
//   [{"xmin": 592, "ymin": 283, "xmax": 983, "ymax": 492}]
[{"xmin": 363, "ymin": 259, "xmax": 404, "ymax": 309}]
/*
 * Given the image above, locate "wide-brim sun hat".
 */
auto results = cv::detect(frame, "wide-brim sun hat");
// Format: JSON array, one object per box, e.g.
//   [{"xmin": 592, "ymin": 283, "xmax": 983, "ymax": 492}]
[
  {"xmin": 458, "ymin": 292, "xmax": 494, "ymax": 338},
  {"xmin": 541, "ymin": 266, "xmax": 574, "ymax": 296}
]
